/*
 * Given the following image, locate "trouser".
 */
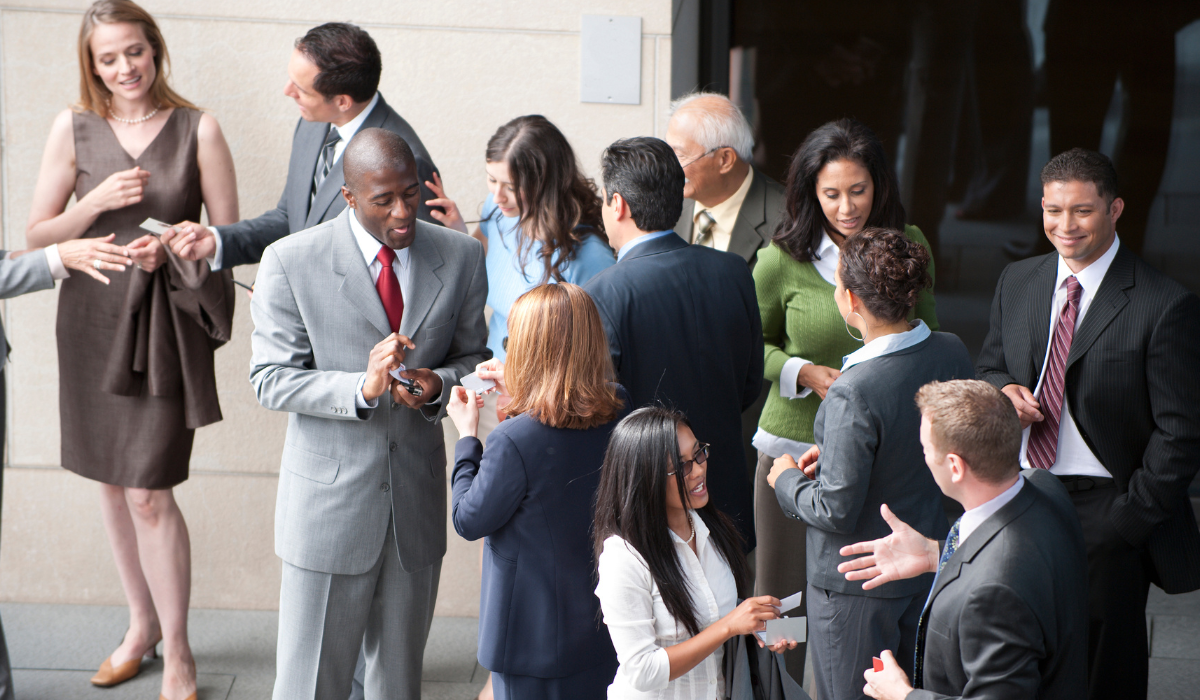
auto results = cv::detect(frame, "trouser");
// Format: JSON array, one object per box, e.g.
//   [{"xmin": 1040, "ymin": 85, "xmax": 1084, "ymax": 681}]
[
  {"xmin": 0, "ymin": 370, "xmax": 13, "ymax": 700},
  {"xmin": 274, "ymin": 516, "xmax": 441, "ymax": 700},
  {"xmin": 1070, "ymin": 482, "xmax": 1152, "ymax": 700},
  {"xmin": 753, "ymin": 450, "xmax": 807, "ymax": 685},
  {"xmin": 807, "ymin": 584, "xmax": 924, "ymax": 700}
]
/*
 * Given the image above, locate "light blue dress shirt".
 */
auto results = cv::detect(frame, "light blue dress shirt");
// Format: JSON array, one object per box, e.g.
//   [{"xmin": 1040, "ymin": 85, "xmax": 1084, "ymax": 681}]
[{"xmin": 481, "ymin": 193, "xmax": 615, "ymax": 361}]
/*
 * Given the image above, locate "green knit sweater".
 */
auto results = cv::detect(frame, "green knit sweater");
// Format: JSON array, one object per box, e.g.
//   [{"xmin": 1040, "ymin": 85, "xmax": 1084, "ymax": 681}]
[{"xmin": 753, "ymin": 224, "xmax": 940, "ymax": 443}]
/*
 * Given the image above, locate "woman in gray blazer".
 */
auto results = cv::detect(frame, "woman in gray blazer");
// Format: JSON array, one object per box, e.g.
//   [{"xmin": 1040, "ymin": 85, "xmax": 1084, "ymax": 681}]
[{"xmin": 766, "ymin": 227, "xmax": 974, "ymax": 700}]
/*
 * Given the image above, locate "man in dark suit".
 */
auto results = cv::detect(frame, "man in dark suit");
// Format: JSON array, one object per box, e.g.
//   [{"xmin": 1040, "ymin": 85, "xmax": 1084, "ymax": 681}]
[
  {"xmin": 584, "ymin": 136, "xmax": 764, "ymax": 549},
  {"xmin": 841, "ymin": 379, "xmax": 1088, "ymax": 700},
  {"xmin": 975, "ymin": 149, "xmax": 1200, "ymax": 700},
  {"xmin": 163, "ymin": 22, "xmax": 439, "ymax": 270}
]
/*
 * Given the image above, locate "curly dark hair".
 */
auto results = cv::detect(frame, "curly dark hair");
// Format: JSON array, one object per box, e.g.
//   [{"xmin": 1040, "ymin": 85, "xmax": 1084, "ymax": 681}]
[
  {"xmin": 839, "ymin": 228, "xmax": 931, "ymax": 324},
  {"xmin": 1040, "ymin": 148, "xmax": 1118, "ymax": 204}
]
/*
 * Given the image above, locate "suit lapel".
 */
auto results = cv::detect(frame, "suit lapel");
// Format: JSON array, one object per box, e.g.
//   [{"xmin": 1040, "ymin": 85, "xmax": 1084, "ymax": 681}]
[
  {"xmin": 331, "ymin": 210, "xmax": 392, "ymax": 338},
  {"xmin": 398, "ymin": 223, "xmax": 445, "ymax": 339},
  {"xmin": 1026, "ymin": 256, "xmax": 1058, "ymax": 380},
  {"xmin": 727, "ymin": 169, "xmax": 766, "ymax": 263},
  {"xmin": 305, "ymin": 98, "xmax": 393, "ymax": 229},
  {"xmin": 293, "ymin": 120, "xmax": 328, "ymax": 227},
  {"xmin": 1066, "ymin": 247, "xmax": 1134, "ymax": 369}
]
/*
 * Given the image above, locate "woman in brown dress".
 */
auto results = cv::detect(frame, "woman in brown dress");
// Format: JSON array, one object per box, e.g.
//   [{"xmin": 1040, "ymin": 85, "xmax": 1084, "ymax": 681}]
[{"xmin": 25, "ymin": 3, "xmax": 237, "ymax": 699}]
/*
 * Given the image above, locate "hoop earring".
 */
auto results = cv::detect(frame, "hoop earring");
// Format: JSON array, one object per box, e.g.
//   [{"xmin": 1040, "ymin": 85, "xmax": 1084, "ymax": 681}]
[{"xmin": 844, "ymin": 311, "xmax": 865, "ymax": 342}]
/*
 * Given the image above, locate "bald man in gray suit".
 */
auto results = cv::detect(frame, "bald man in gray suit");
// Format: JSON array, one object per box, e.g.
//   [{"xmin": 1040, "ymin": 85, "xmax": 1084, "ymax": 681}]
[{"xmin": 250, "ymin": 129, "xmax": 488, "ymax": 700}]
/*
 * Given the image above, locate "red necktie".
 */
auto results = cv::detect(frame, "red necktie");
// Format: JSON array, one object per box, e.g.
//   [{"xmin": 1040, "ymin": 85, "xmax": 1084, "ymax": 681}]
[
  {"xmin": 375, "ymin": 246, "xmax": 404, "ymax": 334},
  {"xmin": 1027, "ymin": 275, "xmax": 1082, "ymax": 470}
]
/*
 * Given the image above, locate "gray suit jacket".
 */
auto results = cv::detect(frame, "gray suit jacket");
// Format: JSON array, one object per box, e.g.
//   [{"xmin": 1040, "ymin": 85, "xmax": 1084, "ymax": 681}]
[
  {"xmin": 912, "ymin": 469, "xmax": 1089, "ymax": 700},
  {"xmin": 774, "ymin": 333, "xmax": 975, "ymax": 598},
  {"xmin": 0, "ymin": 251, "xmax": 56, "ymax": 371},
  {"xmin": 219, "ymin": 94, "xmax": 439, "ymax": 269},
  {"xmin": 673, "ymin": 166, "xmax": 785, "ymax": 267},
  {"xmin": 249, "ymin": 210, "xmax": 489, "ymax": 575}
]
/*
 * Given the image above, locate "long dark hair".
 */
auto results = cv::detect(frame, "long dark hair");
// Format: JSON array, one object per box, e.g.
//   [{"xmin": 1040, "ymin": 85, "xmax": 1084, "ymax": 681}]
[
  {"xmin": 486, "ymin": 115, "xmax": 607, "ymax": 284},
  {"xmin": 593, "ymin": 407, "xmax": 750, "ymax": 637},
  {"xmin": 774, "ymin": 118, "xmax": 906, "ymax": 263}
]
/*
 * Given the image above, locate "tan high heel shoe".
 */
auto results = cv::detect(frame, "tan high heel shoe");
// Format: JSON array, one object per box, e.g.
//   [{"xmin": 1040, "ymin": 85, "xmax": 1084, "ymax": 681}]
[
  {"xmin": 159, "ymin": 695, "xmax": 197, "ymax": 700},
  {"xmin": 90, "ymin": 633, "xmax": 160, "ymax": 687}
]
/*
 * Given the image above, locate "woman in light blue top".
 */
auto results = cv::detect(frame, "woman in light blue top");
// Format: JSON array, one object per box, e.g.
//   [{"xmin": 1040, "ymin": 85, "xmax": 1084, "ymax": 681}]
[{"xmin": 426, "ymin": 114, "xmax": 615, "ymax": 361}]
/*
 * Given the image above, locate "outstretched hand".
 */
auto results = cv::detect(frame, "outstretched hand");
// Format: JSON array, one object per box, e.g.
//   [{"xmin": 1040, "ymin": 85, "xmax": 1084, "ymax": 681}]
[{"xmin": 837, "ymin": 504, "xmax": 941, "ymax": 590}]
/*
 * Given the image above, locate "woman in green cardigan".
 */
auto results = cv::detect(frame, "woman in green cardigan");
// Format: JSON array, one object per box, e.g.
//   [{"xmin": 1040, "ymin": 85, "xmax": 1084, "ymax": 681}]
[{"xmin": 750, "ymin": 118, "xmax": 938, "ymax": 683}]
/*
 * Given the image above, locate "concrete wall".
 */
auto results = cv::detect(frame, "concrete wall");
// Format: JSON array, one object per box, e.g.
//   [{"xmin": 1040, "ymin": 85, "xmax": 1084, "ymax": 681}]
[{"xmin": 0, "ymin": 1, "xmax": 671, "ymax": 614}]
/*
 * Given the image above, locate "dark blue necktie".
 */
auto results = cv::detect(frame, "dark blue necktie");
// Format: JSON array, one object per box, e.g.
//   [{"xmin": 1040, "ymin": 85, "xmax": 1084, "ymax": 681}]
[{"xmin": 913, "ymin": 518, "xmax": 961, "ymax": 687}]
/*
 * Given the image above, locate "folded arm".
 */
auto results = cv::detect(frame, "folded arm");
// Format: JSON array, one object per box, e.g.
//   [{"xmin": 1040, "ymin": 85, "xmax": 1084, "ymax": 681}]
[{"xmin": 450, "ymin": 432, "xmax": 529, "ymax": 541}]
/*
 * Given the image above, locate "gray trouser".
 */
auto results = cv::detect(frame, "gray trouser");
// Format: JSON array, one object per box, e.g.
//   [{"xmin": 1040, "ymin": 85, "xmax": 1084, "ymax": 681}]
[
  {"xmin": 807, "ymin": 583, "xmax": 924, "ymax": 700},
  {"xmin": 274, "ymin": 517, "xmax": 441, "ymax": 700},
  {"xmin": 753, "ymin": 450, "xmax": 807, "ymax": 685},
  {"xmin": 0, "ymin": 369, "xmax": 13, "ymax": 700}
]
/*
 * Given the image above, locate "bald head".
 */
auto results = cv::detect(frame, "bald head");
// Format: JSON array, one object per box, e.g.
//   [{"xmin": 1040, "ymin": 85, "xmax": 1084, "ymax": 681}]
[
  {"xmin": 343, "ymin": 127, "xmax": 416, "ymax": 192},
  {"xmin": 667, "ymin": 92, "xmax": 754, "ymax": 162}
]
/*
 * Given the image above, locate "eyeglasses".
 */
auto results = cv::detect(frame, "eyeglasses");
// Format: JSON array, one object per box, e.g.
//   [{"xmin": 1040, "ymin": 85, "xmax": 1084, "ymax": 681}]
[
  {"xmin": 677, "ymin": 147, "xmax": 726, "ymax": 170},
  {"xmin": 668, "ymin": 442, "xmax": 710, "ymax": 478}
]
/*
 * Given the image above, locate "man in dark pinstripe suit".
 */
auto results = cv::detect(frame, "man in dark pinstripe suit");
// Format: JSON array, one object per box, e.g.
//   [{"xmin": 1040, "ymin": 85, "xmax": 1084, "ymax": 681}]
[{"xmin": 976, "ymin": 148, "xmax": 1200, "ymax": 700}]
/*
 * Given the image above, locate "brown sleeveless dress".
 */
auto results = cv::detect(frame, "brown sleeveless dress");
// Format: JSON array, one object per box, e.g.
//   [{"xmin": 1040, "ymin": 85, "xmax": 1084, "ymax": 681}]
[{"xmin": 59, "ymin": 108, "xmax": 234, "ymax": 489}]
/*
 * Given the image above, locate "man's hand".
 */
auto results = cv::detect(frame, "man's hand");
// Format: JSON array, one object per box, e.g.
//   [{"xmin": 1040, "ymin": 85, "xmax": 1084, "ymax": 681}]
[
  {"xmin": 392, "ymin": 368, "xmax": 443, "ymax": 409},
  {"xmin": 838, "ymin": 504, "xmax": 941, "ymax": 590},
  {"xmin": 1001, "ymin": 383, "xmax": 1043, "ymax": 429},
  {"xmin": 767, "ymin": 454, "xmax": 801, "ymax": 489},
  {"xmin": 363, "ymin": 334, "xmax": 414, "ymax": 402},
  {"xmin": 161, "ymin": 221, "xmax": 217, "ymax": 261},
  {"xmin": 797, "ymin": 444, "xmax": 820, "ymax": 479},
  {"xmin": 864, "ymin": 650, "xmax": 913, "ymax": 700},
  {"xmin": 798, "ymin": 363, "xmax": 841, "ymax": 400},
  {"xmin": 447, "ymin": 386, "xmax": 484, "ymax": 438},
  {"xmin": 126, "ymin": 234, "xmax": 168, "ymax": 272},
  {"xmin": 57, "ymin": 234, "xmax": 132, "ymax": 284}
]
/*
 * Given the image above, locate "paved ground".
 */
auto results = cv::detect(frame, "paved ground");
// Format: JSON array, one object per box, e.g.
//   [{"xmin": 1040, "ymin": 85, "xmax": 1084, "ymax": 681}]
[{"xmin": 4, "ymin": 586, "xmax": 1199, "ymax": 699}]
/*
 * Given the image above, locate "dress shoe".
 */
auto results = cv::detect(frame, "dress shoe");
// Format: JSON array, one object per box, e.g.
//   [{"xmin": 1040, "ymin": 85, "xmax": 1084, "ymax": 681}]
[
  {"xmin": 90, "ymin": 635, "xmax": 160, "ymax": 687},
  {"xmin": 159, "ymin": 694, "xmax": 197, "ymax": 700}
]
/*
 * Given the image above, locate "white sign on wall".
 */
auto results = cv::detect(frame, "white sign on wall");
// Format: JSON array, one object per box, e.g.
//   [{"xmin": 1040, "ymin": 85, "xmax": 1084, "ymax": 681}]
[{"xmin": 580, "ymin": 15, "xmax": 642, "ymax": 105}]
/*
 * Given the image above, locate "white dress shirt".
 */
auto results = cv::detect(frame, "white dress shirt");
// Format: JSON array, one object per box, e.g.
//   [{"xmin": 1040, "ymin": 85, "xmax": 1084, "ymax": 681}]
[
  {"xmin": 1018, "ymin": 237, "xmax": 1121, "ymax": 478},
  {"xmin": 595, "ymin": 513, "xmax": 737, "ymax": 699},
  {"xmin": 959, "ymin": 474, "xmax": 1025, "ymax": 544},
  {"xmin": 6, "ymin": 245, "xmax": 71, "ymax": 280},
  {"xmin": 689, "ymin": 168, "xmax": 754, "ymax": 253},
  {"xmin": 617, "ymin": 230, "xmax": 676, "ymax": 262},
  {"xmin": 209, "ymin": 92, "xmax": 381, "ymax": 270},
  {"xmin": 347, "ymin": 209, "xmax": 412, "ymax": 409}
]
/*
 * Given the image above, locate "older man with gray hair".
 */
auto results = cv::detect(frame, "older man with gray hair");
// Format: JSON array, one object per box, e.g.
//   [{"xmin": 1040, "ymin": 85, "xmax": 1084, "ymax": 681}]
[{"xmin": 666, "ymin": 91, "xmax": 785, "ymax": 267}]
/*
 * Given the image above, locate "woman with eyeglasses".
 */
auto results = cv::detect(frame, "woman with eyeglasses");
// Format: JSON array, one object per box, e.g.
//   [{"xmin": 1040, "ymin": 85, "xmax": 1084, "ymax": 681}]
[
  {"xmin": 765, "ymin": 227, "xmax": 973, "ymax": 700},
  {"xmin": 593, "ymin": 406, "xmax": 796, "ymax": 699}
]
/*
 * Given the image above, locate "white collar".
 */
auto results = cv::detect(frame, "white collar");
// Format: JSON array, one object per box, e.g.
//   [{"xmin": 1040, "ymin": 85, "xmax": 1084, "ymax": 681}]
[
  {"xmin": 814, "ymin": 231, "xmax": 839, "ymax": 261},
  {"xmin": 1055, "ymin": 234, "xmax": 1120, "ymax": 297},
  {"xmin": 347, "ymin": 208, "xmax": 410, "ymax": 270},
  {"xmin": 841, "ymin": 319, "xmax": 931, "ymax": 371},
  {"xmin": 330, "ymin": 92, "xmax": 380, "ymax": 144},
  {"xmin": 959, "ymin": 474, "xmax": 1025, "ymax": 544},
  {"xmin": 669, "ymin": 509, "xmax": 711, "ymax": 552}
]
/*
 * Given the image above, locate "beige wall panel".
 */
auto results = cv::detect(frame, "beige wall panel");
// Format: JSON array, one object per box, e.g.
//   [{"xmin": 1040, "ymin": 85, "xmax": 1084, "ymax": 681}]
[
  {"xmin": 0, "ymin": 1, "xmax": 671, "ymax": 35},
  {"xmin": 0, "ymin": 468, "xmax": 280, "ymax": 609}
]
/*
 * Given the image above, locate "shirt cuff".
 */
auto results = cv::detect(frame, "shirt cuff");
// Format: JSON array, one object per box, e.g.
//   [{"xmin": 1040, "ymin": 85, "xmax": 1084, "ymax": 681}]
[
  {"xmin": 780, "ymin": 357, "xmax": 813, "ymax": 399},
  {"xmin": 45, "ymin": 244, "xmax": 70, "ymax": 280},
  {"xmin": 208, "ymin": 227, "xmax": 223, "ymax": 271},
  {"xmin": 355, "ymin": 373, "xmax": 379, "ymax": 410}
]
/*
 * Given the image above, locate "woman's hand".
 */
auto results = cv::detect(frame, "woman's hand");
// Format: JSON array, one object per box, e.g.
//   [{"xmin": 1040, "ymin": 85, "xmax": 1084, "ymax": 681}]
[
  {"xmin": 424, "ymin": 172, "xmax": 469, "ymax": 234},
  {"xmin": 80, "ymin": 166, "xmax": 150, "ymax": 214},
  {"xmin": 720, "ymin": 596, "xmax": 781, "ymax": 638},
  {"xmin": 767, "ymin": 455, "xmax": 800, "ymax": 489},
  {"xmin": 798, "ymin": 444, "xmax": 820, "ymax": 479},
  {"xmin": 475, "ymin": 359, "xmax": 508, "ymax": 397},
  {"xmin": 126, "ymin": 234, "xmax": 168, "ymax": 273},
  {"xmin": 55, "ymin": 234, "xmax": 133, "ymax": 284},
  {"xmin": 798, "ymin": 363, "xmax": 841, "ymax": 400},
  {"xmin": 448, "ymin": 386, "xmax": 483, "ymax": 438}
]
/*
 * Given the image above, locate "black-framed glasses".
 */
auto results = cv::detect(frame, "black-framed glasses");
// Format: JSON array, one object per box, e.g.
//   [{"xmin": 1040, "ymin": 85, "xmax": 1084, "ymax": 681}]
[{"xmin": 668, "ymin": 442, "xmax": 710, "ymax": 478}]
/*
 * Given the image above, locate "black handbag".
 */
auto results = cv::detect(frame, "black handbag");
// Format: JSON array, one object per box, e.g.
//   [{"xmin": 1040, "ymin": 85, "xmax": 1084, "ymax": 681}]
[{"xmin": 721, "ymin": 633, "xmax": 811, "ymax": 700}]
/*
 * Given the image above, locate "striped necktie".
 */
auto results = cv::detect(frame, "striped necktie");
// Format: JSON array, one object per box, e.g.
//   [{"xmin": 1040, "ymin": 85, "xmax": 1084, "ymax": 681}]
[
  {"xmin": 694, "ymin": 210, "xmax": 716, "ymax": 246},
  {"xmin": 1027, "ymin": 275, "xmax": 1083, "ymax": 470},
  {"xmin": 311, "ymin": 126, "xmax": 342, "ymax": 205},
  {"xmin": 914, "ymin": 518, "xmax": 961, "ymax": 688}
]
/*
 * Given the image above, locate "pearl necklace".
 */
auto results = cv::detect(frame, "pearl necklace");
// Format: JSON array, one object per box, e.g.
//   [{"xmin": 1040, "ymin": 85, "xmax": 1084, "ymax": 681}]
[
  {"xmin": 108, "ymin": 101, "xmax": 160, "ymax": 125},
  {"xmin": 684, "ymin": 511, "xmax": 695, "ymax": 544}
]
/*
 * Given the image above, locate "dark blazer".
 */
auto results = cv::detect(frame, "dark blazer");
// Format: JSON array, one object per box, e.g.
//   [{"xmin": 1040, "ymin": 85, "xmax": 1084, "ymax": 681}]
[
  {"xmin": 774, "ymin": 332, "xmax": 975, "ymax": 598},
  {"xmin": 218, "ymin": 93, "xmax": 439, "ymax": 269},
  {"xmin": 976, "ymin": 247, "xmax": 1200, "ymax": 593},
  {"xmin": 585, "ymin": 234, "xmax": 764, "ymax": 549},
  {"xmin": 673, "ymin": 166, "xmax": 786, "ymax": 268},
  {"xmin": 912, "ymin": 469, "xmax": 1089, "ymax": 699},
  {"xmin": 450, "ymin": 387, "xmax": 629, "ymax": 678}
]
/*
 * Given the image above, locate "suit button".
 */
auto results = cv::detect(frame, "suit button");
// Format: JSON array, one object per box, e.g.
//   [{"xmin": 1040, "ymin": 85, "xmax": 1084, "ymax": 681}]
[
  {"xmin": 391, "ymin": 402, "xmax": 399, "ymax": 409},
  {"xmin": 390, "ymin": 442, "xmax": 397, "ymax": 452},
  {"xmin": 381, "ymin": 483, "xmax": 390, "ymax": 492}
]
